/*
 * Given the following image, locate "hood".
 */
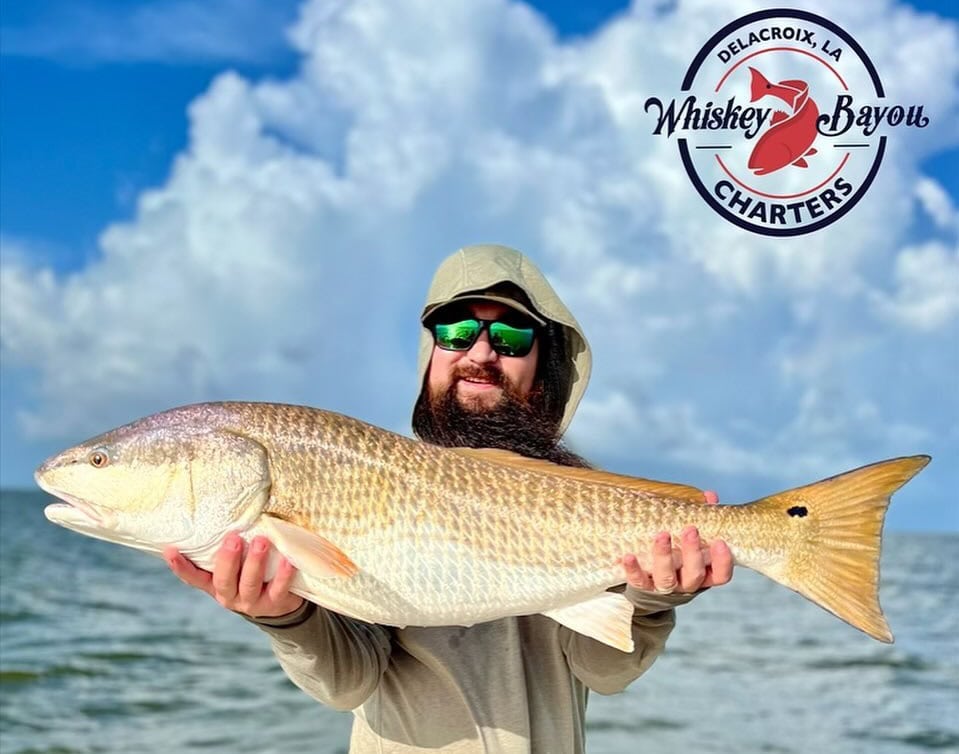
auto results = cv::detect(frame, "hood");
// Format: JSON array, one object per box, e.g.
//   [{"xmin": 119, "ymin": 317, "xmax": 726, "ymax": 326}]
[{"xmin": 414, "ymin": 244, "xmax": 591, "ymax": 435}]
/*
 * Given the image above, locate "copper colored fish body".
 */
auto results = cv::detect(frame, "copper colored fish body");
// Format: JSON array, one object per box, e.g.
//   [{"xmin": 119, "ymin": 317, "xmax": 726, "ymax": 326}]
[{"xmin": 35, "ymin": 402, "xmax": 930, "ymax": 651}]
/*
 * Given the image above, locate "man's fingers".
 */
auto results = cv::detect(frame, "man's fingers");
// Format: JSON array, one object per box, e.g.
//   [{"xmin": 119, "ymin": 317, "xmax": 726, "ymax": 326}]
[
  {"xmin": 237, "ymin": 537, "xmax": 270, "ymax": 608},
  {"xmin": 165, "ymin": 536, "xmax": 305, "ymax": 617},
  {"xmin": 165, "ymin": 547, "xmax": 213, "ymax": 594},
  {"xmin": 211, "ymin": 533, "xmax": 244, "ymax": 604},
  {"xmin": 623, "ymin": 553, "xmax": 653, "ymax": 590},
  {"xmin": 650, "ymin": 532, "xmax": 679, "ymax": 594},
  {"xmin": 677, "ymin": 526, "xmax": 706, "ymax": 592},
  {"xmin": 703, "ymin": 540, "xmax": 734, "ymax": 587},
  {"xmin": 267, "ymin": 557, "xmax": 300, "ymax": 603}
]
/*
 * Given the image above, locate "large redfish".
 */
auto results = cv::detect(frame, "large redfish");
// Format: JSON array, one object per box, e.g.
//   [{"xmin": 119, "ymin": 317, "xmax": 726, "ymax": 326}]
[{"xmin": 35, "ymin": 402, "xmax": 928, "ymax": 651}]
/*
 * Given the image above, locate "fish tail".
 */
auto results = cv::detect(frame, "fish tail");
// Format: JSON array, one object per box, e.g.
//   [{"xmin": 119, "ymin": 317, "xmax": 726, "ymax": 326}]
[
  {"xmin": 748, "ymin": 66, "xmax": 770, "ymax": 102},
  {"xmin": 746, "ymin": 455, "xmax": 930, "ymax": 643}
]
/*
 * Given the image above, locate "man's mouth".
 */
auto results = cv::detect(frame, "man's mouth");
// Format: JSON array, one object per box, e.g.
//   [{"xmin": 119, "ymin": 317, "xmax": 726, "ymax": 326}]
[{"xmin": 458, "ymin": 377, "xmax": 500, "ymax": 390}]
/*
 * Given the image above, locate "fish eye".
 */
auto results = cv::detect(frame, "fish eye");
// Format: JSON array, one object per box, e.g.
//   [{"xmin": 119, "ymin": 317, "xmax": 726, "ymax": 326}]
[{"xmin": 89, "ymin": 450, "xmax": 110, "ymax": 468}]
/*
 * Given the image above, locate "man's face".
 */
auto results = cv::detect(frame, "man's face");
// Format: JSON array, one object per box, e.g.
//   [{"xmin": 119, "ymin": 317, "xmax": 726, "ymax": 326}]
[{"xmin": 426, "ymin": 301, "xmax": 540, "ymax": 412}]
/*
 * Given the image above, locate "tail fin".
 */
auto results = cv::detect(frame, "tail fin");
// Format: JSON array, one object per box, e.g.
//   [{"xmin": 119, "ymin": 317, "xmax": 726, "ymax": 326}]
[
  {"xmin": 748, "ymin": 66, "xmax": 772, "ymax": 102},
  {"xmin": 748, "ymin": 455, "xmax": 930, "ymax": 643}
]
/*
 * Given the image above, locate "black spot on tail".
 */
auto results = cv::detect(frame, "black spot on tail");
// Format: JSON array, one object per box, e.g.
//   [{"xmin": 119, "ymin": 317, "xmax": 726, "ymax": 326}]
[{"xmin": 787, "ymin": 505, "xmax": 808, "ymax": 518}]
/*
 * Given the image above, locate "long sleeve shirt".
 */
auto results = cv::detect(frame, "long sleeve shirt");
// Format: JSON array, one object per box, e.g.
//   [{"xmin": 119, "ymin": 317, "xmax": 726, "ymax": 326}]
[{"xmin": 253, "ymin": 588, "xmax": 693, "ymax": 753}]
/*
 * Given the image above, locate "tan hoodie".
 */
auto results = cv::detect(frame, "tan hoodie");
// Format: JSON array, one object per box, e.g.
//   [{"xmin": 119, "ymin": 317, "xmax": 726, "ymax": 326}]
[
  {"xmin": 254, "ymin": 245, "xmax": 693, "ymax": 753},
  {"xmin": 414, "ymin": 243, "xmax": 591, "ymax": 435}
]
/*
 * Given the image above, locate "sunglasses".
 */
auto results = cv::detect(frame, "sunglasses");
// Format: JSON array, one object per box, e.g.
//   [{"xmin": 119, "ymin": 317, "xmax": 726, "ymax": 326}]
[{"xmin": 431, "ymin": 318, "xmax": 537, "ymax": 357}]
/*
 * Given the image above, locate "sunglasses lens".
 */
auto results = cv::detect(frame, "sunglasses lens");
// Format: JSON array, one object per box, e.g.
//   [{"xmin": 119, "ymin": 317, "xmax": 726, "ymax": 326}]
[
  {"xmin": 489, "ymin": 322, "xmax": 535, "ymax": 357},
  {"xmin": 433, "ymin": 319, "xmax": 481, "ymax": 350},
  {"xmin": 432, "ymin": 318, "xmax": 536, "ymax": 356}
]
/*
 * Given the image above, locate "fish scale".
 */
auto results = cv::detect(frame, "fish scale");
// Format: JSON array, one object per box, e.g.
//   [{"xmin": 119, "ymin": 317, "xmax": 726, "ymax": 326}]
[{"xmin": 36, "ymin": 401, "xmax": 929, "ymax": 650}]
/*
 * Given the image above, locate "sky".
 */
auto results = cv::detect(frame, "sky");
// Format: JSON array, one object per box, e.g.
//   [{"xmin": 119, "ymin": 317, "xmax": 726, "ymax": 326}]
[{"xmin": 1, "ymin": 0, "xmax": 956, "ymax": 532}]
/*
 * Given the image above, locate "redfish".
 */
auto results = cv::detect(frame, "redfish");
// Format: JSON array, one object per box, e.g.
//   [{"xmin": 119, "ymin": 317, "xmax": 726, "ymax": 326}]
[{"xmin": 36, "ymin": 402, "xmax": 928, "ymax": 651}]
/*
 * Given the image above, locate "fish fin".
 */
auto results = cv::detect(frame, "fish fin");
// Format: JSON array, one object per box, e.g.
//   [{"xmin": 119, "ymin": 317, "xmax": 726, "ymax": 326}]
[
  {"xmin": 779, "ymin": 83, "xmax": 808, "ymax": 110},
  {"xmin": 805, "ymin": 147, "xmax": 818, "ymax": 156},
  {"xmin": 260, "ymin": 515, "xmax": 359, "ymax": 579},
  {"xmin": 450, "ymin": 448, "xmax": 707, "ymax": 503},
  {"xmin": 793, "ymin": 157, "xmax": 809, "ymax": 167},
  {"xmin": 746, "ymin": 455, "xmax": 930, "ymax": 643},
  {"xmin": 543, "ymin": 592, "xmax": 635, "ymax": 652},
  {"xmin": 748, "ymin": 67, "xmax": 771, "ymax": 102},
  {"xmin": 770, "ymin": 110, "xmax": 789, "ymax": 125}
]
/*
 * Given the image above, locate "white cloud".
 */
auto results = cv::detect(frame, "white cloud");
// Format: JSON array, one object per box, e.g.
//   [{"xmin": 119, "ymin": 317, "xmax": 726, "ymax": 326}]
[
  {"xmin": 573, "ymin": 391, "xmax": 774, "ymax": 477},
  {"xmin": 916, "ymin": 178, "xmax": 958, "ymax": 230},
  {"xmin": 1, "ymin": 0, "xmax": 957, "ymax": 512},
  {"xmin": 869, "ymin": 240, "xmax": 959, "ymax": 330}
]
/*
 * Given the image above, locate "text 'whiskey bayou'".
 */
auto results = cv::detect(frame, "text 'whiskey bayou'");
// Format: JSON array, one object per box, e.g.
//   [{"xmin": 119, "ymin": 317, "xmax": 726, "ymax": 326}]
[{"xmin": 644, "ymin": 9, "xmax": 929, "ymax": 236}]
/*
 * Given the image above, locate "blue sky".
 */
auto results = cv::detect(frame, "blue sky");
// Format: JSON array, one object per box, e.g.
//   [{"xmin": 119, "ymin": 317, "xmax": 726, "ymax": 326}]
[{"xmin": 1, "ymin": 0, "xmax": 957, "ymax": 532}]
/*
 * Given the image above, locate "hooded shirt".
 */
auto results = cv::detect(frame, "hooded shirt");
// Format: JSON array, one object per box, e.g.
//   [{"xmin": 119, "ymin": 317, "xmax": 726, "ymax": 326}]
[
  {"xmin": 253, "ymin": 245, "xmax": 694, "ymax": 753},
  {"xmin": 414, "ymin": 243, "xmax": 591, "ymax": 436}
]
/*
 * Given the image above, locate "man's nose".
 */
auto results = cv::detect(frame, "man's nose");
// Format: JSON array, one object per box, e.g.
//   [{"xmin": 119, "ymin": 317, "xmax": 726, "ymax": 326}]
[{"xmin": 466, "ymin": 331, "xmax": 498, "ymax": 363}]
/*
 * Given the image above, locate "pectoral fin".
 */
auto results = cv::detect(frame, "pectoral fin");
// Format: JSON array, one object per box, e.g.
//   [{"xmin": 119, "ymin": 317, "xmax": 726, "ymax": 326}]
[
  {"xmin": 543, "ymin": 591, "xmax": 635, "ymax": 652},
  {"xmin": 793, "ymin": 157, "xmax": 809, "ymax": 168},
  {"xmin": 260, "ymin": 515, "xmax": 358, "ymax": 579}
]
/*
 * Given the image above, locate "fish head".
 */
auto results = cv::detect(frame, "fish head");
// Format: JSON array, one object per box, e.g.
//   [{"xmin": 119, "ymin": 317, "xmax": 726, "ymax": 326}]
[
  {"xmin": 748, "ymin": 67, "xmax": 804, "ymax": 109},
  {"xmin": 35, "ymin": 408, "xmax": 271, "ymax": 556}
]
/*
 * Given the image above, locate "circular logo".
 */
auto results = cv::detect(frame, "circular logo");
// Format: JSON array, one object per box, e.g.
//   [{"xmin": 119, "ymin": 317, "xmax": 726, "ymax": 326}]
[{"xmin": 645, "ymin": 9, "xmax": 928, "ymax": 236}]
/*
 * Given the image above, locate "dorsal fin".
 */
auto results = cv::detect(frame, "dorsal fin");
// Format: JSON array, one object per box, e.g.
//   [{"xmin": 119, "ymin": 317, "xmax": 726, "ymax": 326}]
[
  {"xmin": 449, "ymin": 447, "xmax": 707, "ymax": 503},
  {"xmin": 771, "ymin": 110, "xmax": 789, "ymax": 125}
]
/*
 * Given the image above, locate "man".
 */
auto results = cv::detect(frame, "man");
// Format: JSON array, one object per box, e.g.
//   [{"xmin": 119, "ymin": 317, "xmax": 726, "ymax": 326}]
[{"xmin": 166, "ymin": 244, "xmax": 733, "ymax": 753}]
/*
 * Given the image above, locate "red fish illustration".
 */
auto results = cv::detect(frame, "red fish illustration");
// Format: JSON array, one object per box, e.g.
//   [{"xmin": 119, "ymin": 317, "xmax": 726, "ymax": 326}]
[{"xmin": 747, "ymin": 67, "xmax": 819, "ymax": 176}]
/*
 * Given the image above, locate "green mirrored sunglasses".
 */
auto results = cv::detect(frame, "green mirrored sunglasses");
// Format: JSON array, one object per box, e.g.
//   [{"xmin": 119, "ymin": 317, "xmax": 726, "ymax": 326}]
[{"xmin": 431, "ymin": 318, "xmax": 537, "ymax": 357}]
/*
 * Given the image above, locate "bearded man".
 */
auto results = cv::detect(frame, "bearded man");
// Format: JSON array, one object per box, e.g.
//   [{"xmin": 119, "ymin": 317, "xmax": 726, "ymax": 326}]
[{"xmin": 166, "ymin": 244, "xmax": 733, "ymax": 753}]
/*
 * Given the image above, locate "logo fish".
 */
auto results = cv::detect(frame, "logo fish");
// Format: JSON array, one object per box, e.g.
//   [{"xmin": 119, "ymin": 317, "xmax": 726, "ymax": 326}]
[{"xmin": 747, "ymin": 67, "xmax": 820, "ymax": 176}]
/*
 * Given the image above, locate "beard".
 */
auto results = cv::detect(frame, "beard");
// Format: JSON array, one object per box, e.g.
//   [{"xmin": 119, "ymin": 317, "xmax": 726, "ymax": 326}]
[{"xmin": 412, "ymin": 363, "xmax": 590, "ymax": 468}]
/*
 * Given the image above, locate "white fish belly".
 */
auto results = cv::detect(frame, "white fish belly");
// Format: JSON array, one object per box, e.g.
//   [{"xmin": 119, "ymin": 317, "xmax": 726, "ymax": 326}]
[{"xmin": 291, "ymin": 538, "xmax": 620, "ymax": 628}]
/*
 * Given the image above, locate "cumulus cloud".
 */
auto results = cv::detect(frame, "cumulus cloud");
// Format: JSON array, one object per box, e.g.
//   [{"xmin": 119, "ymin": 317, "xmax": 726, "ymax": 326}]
[
  {"xmin": 915, "ymin": 178, "xmax": 958, "ymax": 231},
  {"xmin": 1, "ymin": 0, "xmax": 957, "ymax": 514},
  {"xmin": 869, "ymin": 241, "xmax": 959, "ymax": 330}
]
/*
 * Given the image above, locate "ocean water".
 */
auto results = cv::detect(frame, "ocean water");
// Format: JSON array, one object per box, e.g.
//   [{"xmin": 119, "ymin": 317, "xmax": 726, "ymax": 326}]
[{"xmin": 1, "ymin": 489, "xmax": 956, "ymax": 754}]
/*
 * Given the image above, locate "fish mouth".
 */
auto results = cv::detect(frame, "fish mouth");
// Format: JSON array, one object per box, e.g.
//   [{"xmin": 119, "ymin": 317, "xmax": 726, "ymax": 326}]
[
  {"xmin": 43, "ymin": 493, "xmax": 111, "ymax": 529},
  {"xmin": 35, "ymin": 475, "xmax": 106, "ymax": 528},
  {"xmin": 43, "ymin": 498, "xmax": 105, "ymax": 528}
]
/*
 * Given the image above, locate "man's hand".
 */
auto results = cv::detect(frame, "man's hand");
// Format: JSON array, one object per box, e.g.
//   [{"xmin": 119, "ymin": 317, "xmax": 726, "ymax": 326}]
[
  {"xmin": 622, "ymin": 490, "xmax": 733, "ymax": 594},
  {"xmin": 164, "ymin": 532, "xmax": 305, "ymax": 619}
]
